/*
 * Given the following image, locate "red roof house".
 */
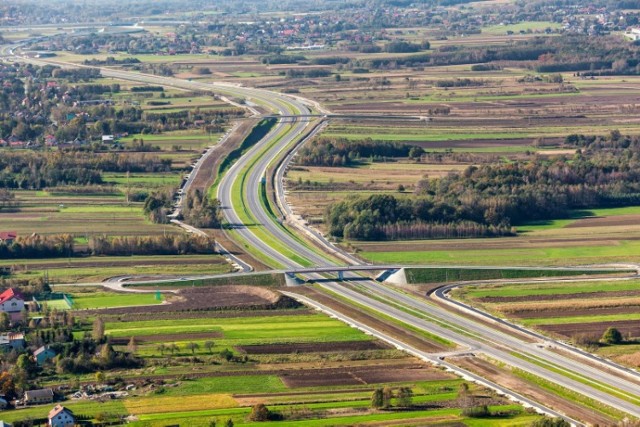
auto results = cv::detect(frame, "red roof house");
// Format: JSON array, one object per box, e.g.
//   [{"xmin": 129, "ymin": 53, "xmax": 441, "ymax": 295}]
[
  {"xmin": 0, "ymin": 288, "xmax": 25, "ymax": 316},
  {"xmin": 0, "ymin": 231, "xmax": 16, "ymax": 243}
]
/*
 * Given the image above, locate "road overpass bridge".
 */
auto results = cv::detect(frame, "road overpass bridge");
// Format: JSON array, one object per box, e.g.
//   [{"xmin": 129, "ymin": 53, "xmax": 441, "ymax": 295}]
[
  {"xmin": 261, "ymin": 113, "xmax": 428, "ymax": 122},
  {"xmin": 283, "ymin": 265, "xmax": 401, "ymax": 285}
]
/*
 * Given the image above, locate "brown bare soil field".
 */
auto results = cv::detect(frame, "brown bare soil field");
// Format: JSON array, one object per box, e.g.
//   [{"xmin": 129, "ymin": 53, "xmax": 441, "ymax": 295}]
[
  {"xmin": 190, "ymin": 118, "xmax": 257, "ymax": 192},
  {"xmin": 291, "ymin": 287, "xmax": 448, "ymax": 353},
  {"xmin": 479, "ymin": 290, "xmax": 640, "ymax": 303},
  {"xmin": 237, "ymin": 341, "xmax": 390, "ymax": 355},
  {"xmin": 509, "ymin": 306, "xmax": 640, "ymax": 319},
  {"xmin": 450, "ymin": 356, "xmax": 615, "ymax": 426},
  {"xmin": 540, "ymin": 320, "xmax": 640, "ymax": 339},
  {"xmin": 281, "ymin": 365, "xmax": 449, "ymax": 388},
  {"xmin": 497, "ymin": 297, "xmax": 640, "ymax": 316},
  {"xmin": 209, "ymin": 228, "xmax": 271, "ymax": 271},
  {"xmin": 565, "ymin": 214, "xmax": 640, "ymax": 229},
  {"xmin": 86, "ymin": 286, "xmax": 296, "ymax": 315},
  {"xmin": 368, "ymin": 417, "xmax": 462, "ymax": 427},
  {"xmin": 10, "ymin": 257, "xmax": 227, "ymax": 270},
  {"xmin": 355, "ymin": 236, "xmax": 636, "ymax": 253},
  {"xmin": 234, "ymin": 388, "xmax": 381, "ymax": 399},
  {"xmin": 410, "ymin": 138, "xmax": 552, "ymax": 149}
]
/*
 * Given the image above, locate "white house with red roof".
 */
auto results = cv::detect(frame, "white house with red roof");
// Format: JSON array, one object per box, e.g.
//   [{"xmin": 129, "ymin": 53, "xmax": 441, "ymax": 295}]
[
  {"xmin": 48, "ymin": 405, "xmax": 75, "ymax": 427},
  {"xmin": 0, "ymin": 232, "xmax": 16, "ymax": 244},
  {"xmin": 0, "ymin": 288, "xmax": 24, "ymax": 322}
]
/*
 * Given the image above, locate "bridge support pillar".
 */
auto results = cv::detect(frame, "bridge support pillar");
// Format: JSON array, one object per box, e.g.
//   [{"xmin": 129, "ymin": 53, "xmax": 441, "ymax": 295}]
[
  {"xmin": 284, "ymin": 272, "xmax": 304, "ymax": 287},
  {"xmin": 383, "ymin": 268, "xmax": 407, "ymax": 285},
  {"xmin": 337, "ymin": 270, "xmax": 344, "ymax": 281}
]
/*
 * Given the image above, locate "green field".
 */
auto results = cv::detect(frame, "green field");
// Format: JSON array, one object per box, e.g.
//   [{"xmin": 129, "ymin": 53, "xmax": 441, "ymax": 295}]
[
  {"xmin": 105, "ymin": 314, "xmax": 370, "ymax": 344},
  {"xmin": 482, "ymin": 21, "xmax": 563, "ymax": 35},
  {"xmin": 459, "ymin": 279, "xmax": 640, "ymax": 300},
  {"xmin": 405, "ymin": 267, "xmax": 627, "ymax": 284},
  {"xmin": 128, "ymin": 405, "xmax": 538, "ymax": 427},
  {"xmin": 360, "ymin": 239, "xmax": 640, "ymax": 266},
  {"xmin": 7, "ymin": 254, "xmax": 231, "ymax": 284},
  {"xmin": 71, "ymin": 292, "xmax": 164, "ymax": 309}
]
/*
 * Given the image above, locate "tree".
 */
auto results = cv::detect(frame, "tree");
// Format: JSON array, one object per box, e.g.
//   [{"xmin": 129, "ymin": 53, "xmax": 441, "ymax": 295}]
[
  {"xmin": 186, "ymin": 342, "xmax": 200, "ymax": 354},
  {"xmin": 224, "ymin": 419, "xmax": 234, "ymax": 427},
  {"xmin": 169, "ymin": 343, "xmax": 179, "ymax": 355},
  {"xmin": 92, "ymin": 317, "xmax": 105, "ymax": 341},
  {"xmin": 458, "ymin": 382, "xmax": 473, "ymax": 408},
  {"xmin": 248, "ymin": 403, "xmax": 270, "ymax": 421},
  {"xmin": 220, "ymin": 348, "xmax": 234, "ymax": 361},
  {"xmin": 0, "ymin": 312, "xmax": 10, "ymax": 331},
  {"xmin": 396, "ymin": 387, "xmax": 413, "ymax": 407},
  {"xmin": 602, "ymin": 327, "xmax": 623, "ymax": 345},
  {"xmin": 0, "ymin": 372, "xmax": 16, "ymax": 400},
  {"xmin": 157, "ymin": 343, "xmax": 166, "ymax": 356},
  {"xmin": 15, "ymin": 354, "xmax": 36, "ymax": 378},
  {"xmin": 530, "ymin": 418, "xmax": 571, "ymax": 427},
  {"xmin": 204, "ymin": 341, "xmax": 214, "ymax": 353},
  {"xmin": 127, "ymin": 337, "xmax": 137, "ymax": 354},
  {"xmin": 462, "ymin": 405, "xmax": 490, "ymax": 418},
  {"xmin": 99, "ymin": 343, "xmax": 116, "ymax": 366},
  {"xmin": 208, "ymin": 420, "xmax": 216, "ymax": 427},
  {"xmin": 371, "ymin": 388, "xmax": 384, "ymax": 409},
  {"xmin": 95, "ymin": 371, "xmax": 106, "ymax": 384},
  {"xmin": 382, "ymin": 386, "xmax": 393, "ymax": 408}
]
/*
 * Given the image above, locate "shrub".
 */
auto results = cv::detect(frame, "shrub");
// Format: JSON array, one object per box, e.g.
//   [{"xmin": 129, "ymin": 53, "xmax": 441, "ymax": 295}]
[
  {"xmin": 248, "ymin": 403, "xmax": 270, "ymax": 421},
  {"xmin": 462, "ymin": 405, "xmax": 490, "ymax": 418},
  {"xmin": 602, "ymin": 327, "xmax": 623, "ymax": 345}
]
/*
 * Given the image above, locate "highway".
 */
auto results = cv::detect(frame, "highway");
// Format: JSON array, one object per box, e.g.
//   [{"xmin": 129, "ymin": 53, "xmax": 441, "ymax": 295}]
[{"xmin": 4, "ymin": 40, "xmax": 640, "ymax": 423}]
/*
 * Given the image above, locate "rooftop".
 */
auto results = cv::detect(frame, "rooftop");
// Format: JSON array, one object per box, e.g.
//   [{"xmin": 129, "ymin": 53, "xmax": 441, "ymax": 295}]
[{"xmin": 0, "ymin": 288, "xmax": 24, "ymax": 305}]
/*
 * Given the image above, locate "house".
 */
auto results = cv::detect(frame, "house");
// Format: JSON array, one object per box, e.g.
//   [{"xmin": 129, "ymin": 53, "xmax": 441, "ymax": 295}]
[
  {"xmin": 0, "ymin": 289, "xmax": 24, "ymax": 322},
  {"xmin": 24, "ymin": 388, "xmax": 54, "ymax": 405},
  {"xmin": 0, "ymin": 332, "xmax": 25, "ymax": 351},
  {"xmin": 34, "ymin": 345, "xmax": 56, "ymax": 366},
  {"xmin": 0, "ymin": 421, "xmax": 13, "ymax": 427},
  {"xmin": 44, "ymin": 135, "xmax": 57, "ymax": 147},
  {"xmin": 625, "ymin": 27, "xmax": 640, "ymax": 40},
  {"xmin": 0, "ymin": 232, "xmax": 16, "ymax": 244},
  {"xmin": 48, "ymin": 405, "xmax": 74, "ymax": 427},
  {"xmin": 101, "ymin": 135, "xmax": 114, "ymax": 143}
]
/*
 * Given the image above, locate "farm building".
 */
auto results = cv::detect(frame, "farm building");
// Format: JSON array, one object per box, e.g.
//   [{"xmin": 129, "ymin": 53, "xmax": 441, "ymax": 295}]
[
  {"xmin": 24, "ymin": 388, "xmax": 54, "ymax": 405},
  {"xmin": 0, "ymin": 332, "xmax": 25, "ymax": 351},
  {"xmin": 34, "ymin": 345, "xmax": 56, "ymax": 366},
  {"xmin": 48, "ymin": 405, "xmax": 75, "ymax": 427},
  {"xmin": 0, "ymin": 232, "xmax": 16, "ymax": 244},
  {"xmin": 0, "ymin": 289, "xmax": 25, "ymax": 322}
]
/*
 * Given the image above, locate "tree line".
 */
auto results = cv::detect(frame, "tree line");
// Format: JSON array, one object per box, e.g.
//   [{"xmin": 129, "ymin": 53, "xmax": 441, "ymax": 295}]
[
  {"xmin": 0, "ymin": 233, "xmax": 217, "ymax": 259},
  {"xmin": 295, "ymin": 137, "xmax": 424, "ymax": 167},
  {"xmin": 0, "ymin": 234, "xmax": 74, "ymax": 259},
  {"xmin": 180, "ymin": 189, "xmax": 222, "ymax": 229},
  {"xmin": 326, "ymin": 194, "xmax": 514, "ymax": 241},
  {"xmin": 326, "ymin": 131, "xmax": 640, "ymax": 241},
  {"xmin": 0, "ymin": 151, "xmax": 171, "ymax": 190},
  {"xmin": 88, "ymin": 234, "xmax": 216, "ymax": 256}
]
